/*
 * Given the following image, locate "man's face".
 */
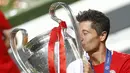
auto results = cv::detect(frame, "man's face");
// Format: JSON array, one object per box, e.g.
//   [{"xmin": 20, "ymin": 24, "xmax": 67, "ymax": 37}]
[{"xmin": 79, "ymin": 21, "xmax": 100, "ymax": 52}]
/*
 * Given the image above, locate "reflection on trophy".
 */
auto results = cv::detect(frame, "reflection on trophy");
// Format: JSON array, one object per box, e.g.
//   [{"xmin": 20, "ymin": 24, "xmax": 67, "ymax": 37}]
[{"xmin": 10, "ymin": 2, "xmax": 83, "ymax": 73}]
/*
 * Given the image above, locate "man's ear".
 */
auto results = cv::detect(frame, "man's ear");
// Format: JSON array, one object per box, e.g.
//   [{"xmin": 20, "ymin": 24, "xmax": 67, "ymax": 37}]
[{"xmin": 100, "ymin": 31, "xmax": 107, "ymax": 42}]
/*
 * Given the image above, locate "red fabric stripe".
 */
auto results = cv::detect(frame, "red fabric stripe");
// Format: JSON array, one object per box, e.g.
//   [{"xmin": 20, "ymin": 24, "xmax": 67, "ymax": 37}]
[
  {"xmin": 48, "ymin": 21, "xmax": 67, "ymax": 73},
  {"xmin": 59, "ymin": 21, "xmax": 67, "ymax": 73},
  {"xmin": 48, "ymin": 27, "xmax": 58, "ymax": 73}
]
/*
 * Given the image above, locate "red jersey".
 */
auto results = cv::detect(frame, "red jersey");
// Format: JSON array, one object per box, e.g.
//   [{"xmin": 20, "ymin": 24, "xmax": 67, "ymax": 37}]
[
  {"xmin": 0, "ymin": 11, "xmax": 20, "ymax": 73},
  {"xmin": 94, "ymin": 51, "xmax": 130, "ymax": 73}
]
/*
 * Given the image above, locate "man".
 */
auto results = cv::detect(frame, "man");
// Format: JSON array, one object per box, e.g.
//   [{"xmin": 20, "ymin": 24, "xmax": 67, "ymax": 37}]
[
  {"xmin": 67, "ymin": 9, "xmax": 130, "ymax": 73},
  {"xmin": 0, "ymin": 11, "xmax": 20, "ymax": 73}
]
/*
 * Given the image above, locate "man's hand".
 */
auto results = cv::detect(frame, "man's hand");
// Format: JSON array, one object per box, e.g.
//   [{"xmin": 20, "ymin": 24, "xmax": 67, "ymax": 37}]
[{"xmin": 83, "ymin": 57, "xmax": 94, "ymax": 73}]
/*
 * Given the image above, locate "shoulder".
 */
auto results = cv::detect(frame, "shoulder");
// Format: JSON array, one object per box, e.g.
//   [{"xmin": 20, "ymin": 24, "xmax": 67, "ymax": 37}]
[
  {"xmin": 67, "ymin": 59, "xmax": 83, "ymax": 73},
  {"xmin": 112, "ymin": 51, "xmax": 130, "ymax": 63},
  {"xmin": 115, "ymin": 52, "xmax": 130, "ymax": 73},
  {"xmin": 111, "ymin": 51, "xmax": 130, "ymax": 72},
  {"xmin": 113, "ymin": 51, "xmax": 130, "ymax": 59}
]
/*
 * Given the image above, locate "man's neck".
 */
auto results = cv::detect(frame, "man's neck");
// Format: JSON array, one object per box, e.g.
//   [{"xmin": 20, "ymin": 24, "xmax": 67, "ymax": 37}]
[{"xmin": 88, "ymin": 44, "xmax": 106, "ymax": 66}]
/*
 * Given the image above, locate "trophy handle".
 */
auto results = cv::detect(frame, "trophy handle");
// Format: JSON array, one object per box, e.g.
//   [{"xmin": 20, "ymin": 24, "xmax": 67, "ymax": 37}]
[
  {"xmin": 10, "ymin": 28, "xmax": 29, "ymax": 73},
  {"xmin": 49, "ymin": 2, "xmax": 83, "ymax": 58}
]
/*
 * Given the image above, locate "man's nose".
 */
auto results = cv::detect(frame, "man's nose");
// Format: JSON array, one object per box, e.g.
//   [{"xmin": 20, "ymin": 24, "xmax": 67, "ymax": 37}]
[{"xmin": 80, "ymin": 33, "xmax": 83, "ymax": 42}]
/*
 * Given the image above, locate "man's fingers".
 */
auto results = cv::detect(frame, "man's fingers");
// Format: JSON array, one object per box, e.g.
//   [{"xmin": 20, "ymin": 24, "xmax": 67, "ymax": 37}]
[{"xmin": 82, "ymin": 56, "xmax": 94, "ymax": 73}]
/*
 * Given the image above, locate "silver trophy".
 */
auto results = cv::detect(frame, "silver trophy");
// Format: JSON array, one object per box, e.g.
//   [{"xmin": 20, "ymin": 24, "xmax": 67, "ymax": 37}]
[{"xmin": 10, "ymin": 2, "xmax": 83, "ymax": 73}]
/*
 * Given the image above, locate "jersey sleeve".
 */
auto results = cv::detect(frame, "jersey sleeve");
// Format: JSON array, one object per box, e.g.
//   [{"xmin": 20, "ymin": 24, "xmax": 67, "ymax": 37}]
[
  {"xmin": 0, "ymin": 11, "xmax": 11, "ymax": 31},
  {"xmin": 120, "ymin": 58, "xmax": 130, "ymax": 73}
]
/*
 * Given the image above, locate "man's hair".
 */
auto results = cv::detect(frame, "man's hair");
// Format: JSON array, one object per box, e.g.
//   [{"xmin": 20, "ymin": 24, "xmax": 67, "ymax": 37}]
[{"xmin": 76, "ymin": 9, "xmax": 110, "ymax": 40}]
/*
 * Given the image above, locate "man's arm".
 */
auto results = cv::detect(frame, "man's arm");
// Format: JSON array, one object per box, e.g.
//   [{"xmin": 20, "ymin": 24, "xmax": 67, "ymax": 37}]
[{"xmin": 0, "ymin": 11, "xmax": 12, "ymax": 48}]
